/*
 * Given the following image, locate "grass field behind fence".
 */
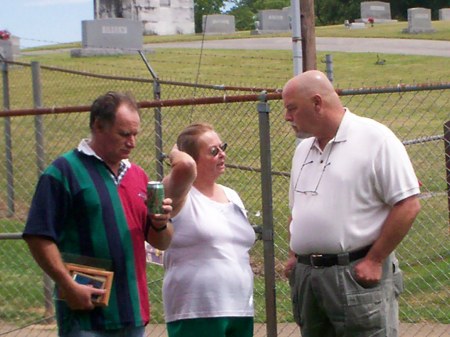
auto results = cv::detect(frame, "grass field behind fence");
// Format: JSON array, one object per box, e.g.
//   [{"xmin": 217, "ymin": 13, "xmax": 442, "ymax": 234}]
[{"xmin": 0, "ymin": 24, "xmax": 449, "ymax": 327}]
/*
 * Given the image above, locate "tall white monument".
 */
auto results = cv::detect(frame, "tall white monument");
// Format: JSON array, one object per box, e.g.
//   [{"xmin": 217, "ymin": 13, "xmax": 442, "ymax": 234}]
[{"xmin": 94, "ymin": 0, "xmax": 195, "ymax": 35}]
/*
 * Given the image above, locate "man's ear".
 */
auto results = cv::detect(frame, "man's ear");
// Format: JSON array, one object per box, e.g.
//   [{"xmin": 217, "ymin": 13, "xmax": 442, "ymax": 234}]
[
  {"xmin": 312, "ymin": 94, "xmax": 322, "ymax": 112},
  {"xmin": 92, "ymin": 118, "xmax": 105, "ymax": 132}
]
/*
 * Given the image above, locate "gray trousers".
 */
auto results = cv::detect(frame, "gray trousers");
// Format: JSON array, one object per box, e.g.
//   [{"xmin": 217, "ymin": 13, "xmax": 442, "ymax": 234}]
[{"xmin": 289, "ymin": 253, "xmax": 404, "ymax": 337}]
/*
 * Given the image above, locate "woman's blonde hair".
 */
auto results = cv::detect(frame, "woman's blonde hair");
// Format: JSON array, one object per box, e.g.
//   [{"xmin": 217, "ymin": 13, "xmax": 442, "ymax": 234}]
[{"xmin": 176, "ymin": 123, "xmax": 215, "ymax": 161}]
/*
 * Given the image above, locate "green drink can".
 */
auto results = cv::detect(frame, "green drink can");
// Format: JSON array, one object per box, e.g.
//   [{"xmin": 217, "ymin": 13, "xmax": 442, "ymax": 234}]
[{"xmin": 147, "ymin": 181, "xmax": 165, "ymax": 214}]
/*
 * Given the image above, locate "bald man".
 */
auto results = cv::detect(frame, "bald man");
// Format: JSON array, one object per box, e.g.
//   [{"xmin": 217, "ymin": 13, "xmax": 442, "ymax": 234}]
[{"xmin": 282, "ymin": 70, "xmax": 421, "ymax": 337}]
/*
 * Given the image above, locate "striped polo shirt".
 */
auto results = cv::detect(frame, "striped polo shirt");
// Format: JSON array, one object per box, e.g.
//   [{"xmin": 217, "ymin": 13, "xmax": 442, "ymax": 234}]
[{"xmin": 23, "ymin": 149, "xmax": 151, "ymax": 334}]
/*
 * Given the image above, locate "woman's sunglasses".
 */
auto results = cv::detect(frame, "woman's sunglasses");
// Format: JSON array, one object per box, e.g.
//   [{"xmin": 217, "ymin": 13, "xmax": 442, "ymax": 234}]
[{"xmin": 210, "ymin": 143, "xmax": 228, "ymax": 157}]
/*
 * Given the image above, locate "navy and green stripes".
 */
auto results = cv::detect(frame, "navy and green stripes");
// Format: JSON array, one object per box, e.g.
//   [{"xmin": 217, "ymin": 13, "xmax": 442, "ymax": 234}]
[{"xmin": 24, "ymin": 150, "xmax": 150, "ymax": 334}]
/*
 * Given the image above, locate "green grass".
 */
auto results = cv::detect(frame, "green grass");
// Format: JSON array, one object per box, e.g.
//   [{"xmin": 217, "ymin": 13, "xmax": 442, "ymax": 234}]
[
  {"xmin": 315, "ymin": 20, "xmax": 450, "ymax": 40},
  {"xmin": 0, "ymin": 240, "xmax": 46, "ymax": 323},
  {"xmin": 147, "ymin": 20, "xmax": 450, "ymax": 42},
  {"xmin": 1, "ymin": 25, "xmax": 449, "ymax": 328},
  {"xmin": 16, "ymin": 49, "xmax": 450, "ymax": 93},
  {"xmin": 400, "ymin": 258, "xmax": 450, "ymax": 323},
  {"xmin": 23, "ymin": 20, "xmax": 450, "ymax": 52}
]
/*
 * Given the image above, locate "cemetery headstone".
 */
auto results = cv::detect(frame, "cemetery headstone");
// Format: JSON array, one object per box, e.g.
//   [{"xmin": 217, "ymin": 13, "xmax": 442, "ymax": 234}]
[
  {"xmin": 350, "ymin": 22, "xmax": 366, "ymax": 29},
  {"xmin": 357, "ymin": 1, "xmax": 397, "ymax": 23},
  {"xmin": 404, "ymin": 8, "xmax": 435, "ymax": 34},
  {"xmin": 439, "ymin": 8, "xmax": 450, "ymax": 21},
  {"xmin": 97, "ymin": 0, "xmax": 195, "ymax": 36},
  {"xmin": 0, "ymin": 34, "xmax": 20, "ymax": 61},
  {"xmin": 202, "ymin": 15, "xmax": 235, "ymax": 34},
  {"xmin": 71, "ymin": 18, "xmax": 144, "ymax": 57},
  {"xmin": 252, "ymin": 9, "xmax": 290, "ymax": 34}
]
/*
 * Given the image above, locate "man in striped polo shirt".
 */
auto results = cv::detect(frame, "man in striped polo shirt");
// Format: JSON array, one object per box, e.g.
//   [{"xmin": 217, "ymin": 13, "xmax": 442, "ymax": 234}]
[{"xmin": 23, "ymin": 91, "xmax": 195, "ymax": 337}]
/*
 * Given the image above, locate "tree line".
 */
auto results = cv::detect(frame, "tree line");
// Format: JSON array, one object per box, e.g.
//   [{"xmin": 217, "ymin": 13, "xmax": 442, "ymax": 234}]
[{"xmin": 194, "ymin": 0, "xmax": 449, "ymax": 32}]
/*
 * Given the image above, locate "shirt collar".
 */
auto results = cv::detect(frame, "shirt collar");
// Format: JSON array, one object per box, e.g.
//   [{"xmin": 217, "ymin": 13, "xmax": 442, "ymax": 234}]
[
  {"xmin": 334, "ymin": 108, "xmax": 351, "ymax": 143},
  {"xmin": 310, "ymin": 108, "xmax": 350, "ymax": 151},
  {"xmin": 77, "ymin": 138, "xmax": 131, "ymax": 168}
]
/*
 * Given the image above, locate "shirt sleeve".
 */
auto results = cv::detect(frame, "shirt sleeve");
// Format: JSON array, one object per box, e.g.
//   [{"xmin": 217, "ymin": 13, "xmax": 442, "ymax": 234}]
[
  {"xmin": 23, "ymin": 167, "xmax": 71, "ymax": 242},
  {"xmin": 375, "ymin": 131, "xmax": 421, "ymax": 206}
]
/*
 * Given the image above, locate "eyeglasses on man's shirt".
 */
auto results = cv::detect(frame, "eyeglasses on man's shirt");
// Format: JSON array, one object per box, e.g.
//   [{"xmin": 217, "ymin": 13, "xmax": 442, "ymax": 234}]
[
  {"xmin": 294, "ymin": 141, "xmax": 335, "ymax": 196},
  {"xmin": 210, "ymin": 143, "xmax": 227, "ymax": 157}
]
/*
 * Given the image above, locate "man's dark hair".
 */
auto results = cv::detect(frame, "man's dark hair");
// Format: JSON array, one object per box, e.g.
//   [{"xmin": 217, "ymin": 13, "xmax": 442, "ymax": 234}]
[{"xmin": 90, "ymin": 91, "xmax": 138, "ymax": 130}]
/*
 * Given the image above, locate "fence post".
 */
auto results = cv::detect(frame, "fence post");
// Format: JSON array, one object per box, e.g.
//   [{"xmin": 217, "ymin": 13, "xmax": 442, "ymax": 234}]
[
  {"xmin": 138, "ymin": 51, "xmax": 164, "ymax": 180},
  {"xmin": 325, "ymin": 54, "xmax": 334, "ymax": 83},
  {"xmin": 257, "ymin": 92, "xmax": 278, "ymax": 337},
  {"xmin": 153, "ymin": 79, "xmax": 164, "ymax": 180},
  {"xmin": 2, "ymin": 59, "xmax": 15, "ymax": 216},
  {"xmin": 31, "ymin": 62, "xmax": 45, "ymax": 175},
  {"xmin": 444, "ymin": 121, "xmax": 450, "ymax": 230},
  {"xmin": 31, "ymin": 61, "xmax": 55, "ymax": 323}
]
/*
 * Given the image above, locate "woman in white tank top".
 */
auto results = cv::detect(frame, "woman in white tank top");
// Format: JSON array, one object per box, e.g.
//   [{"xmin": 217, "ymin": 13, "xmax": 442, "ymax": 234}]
[{"xmin": 160, "ymin": 123, "xmax": 256, "ymax": 337}]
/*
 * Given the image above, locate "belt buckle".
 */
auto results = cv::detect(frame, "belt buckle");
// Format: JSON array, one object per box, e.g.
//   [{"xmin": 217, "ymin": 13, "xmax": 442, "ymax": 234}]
[{"xmin": 310, "ymin": 254, "xmax": 323, "ymax": 268}]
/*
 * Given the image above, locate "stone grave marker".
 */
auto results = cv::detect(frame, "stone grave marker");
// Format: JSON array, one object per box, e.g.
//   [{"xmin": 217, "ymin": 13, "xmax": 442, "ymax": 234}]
[
  {"xmin": 202, "ymin": 15, "xmax": 235, "ymax": 34},
  {"xmin": 0, "ymin": 35, "xmax": 20, "ymax": 61},
  {"xmin": 350, "ymin": 22, "xmax": 366, "ymax": 29},
  {"xmin": 71, "ymin": 18, "xmax": 143, "ymax": 57},
  {"xmin": 404, "ymin": 8, "xmax": 435, "ymax": 34},
  {"xmin": 358, "ymin": 1, "xmax": 397, "ymax": 23},
  {"xmin": 439, "ymin": 8, "xmax": 450, "ymax": 21},
  {"xmin": 254, "ymin": 9, "xmax": 290, "ymax": 33}
]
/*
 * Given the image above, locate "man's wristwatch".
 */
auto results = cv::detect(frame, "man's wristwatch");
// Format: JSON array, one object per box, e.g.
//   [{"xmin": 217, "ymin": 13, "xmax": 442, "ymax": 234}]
[
  {"xmin": 150, "ymin": 223, "xmax": 167, "ymax": 232},
  {"xmin": 150, "ymin": 219, "xmax": 171, "ymax": 232}
]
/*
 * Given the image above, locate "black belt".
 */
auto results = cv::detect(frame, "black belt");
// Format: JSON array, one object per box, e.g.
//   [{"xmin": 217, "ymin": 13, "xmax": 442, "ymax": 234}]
[{"xmin": 296, "ymin": 245, "xmax": 371, "ymax": 268}]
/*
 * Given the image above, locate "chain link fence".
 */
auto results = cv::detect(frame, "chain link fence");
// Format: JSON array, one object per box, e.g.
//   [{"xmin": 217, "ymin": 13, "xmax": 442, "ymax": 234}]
[{"xmin": 0, "ymin": 59, "xmax": 449, "ymax": 337}]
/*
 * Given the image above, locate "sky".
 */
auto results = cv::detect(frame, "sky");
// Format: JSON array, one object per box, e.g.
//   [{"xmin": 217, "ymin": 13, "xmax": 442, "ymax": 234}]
[
  {"xmin": 1, "ymin": 0, "xmax": 235, "ymax": 49},
  {"xmin": 1, "ymin": 0, "xmax": 93, "ymax": 48}
]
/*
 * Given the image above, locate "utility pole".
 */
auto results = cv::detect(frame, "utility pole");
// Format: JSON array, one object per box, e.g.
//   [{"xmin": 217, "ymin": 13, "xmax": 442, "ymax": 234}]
[{"xmin": 300, "ymin": 0, "xmax": 317, "ymax": 71}]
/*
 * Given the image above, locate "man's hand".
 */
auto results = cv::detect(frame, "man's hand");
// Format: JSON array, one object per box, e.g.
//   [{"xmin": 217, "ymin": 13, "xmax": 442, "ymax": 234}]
[
  {"xmin": 284, "ymin": 254, "xmax": 297, "ymax": 279},
  {"xmin": 61, "ymin": 281, "xmax": 106, "ymax": 310},
  {"xmin": 353, "ymin": 258, "xmax": 383, "ymax": 288},
  {"xmin": 147, "ymin": 198, "xmax": 174, "ymax": 250},
  {"xmin": 148, "ymin": 197, "xmax": 173, "ymax": 230}
]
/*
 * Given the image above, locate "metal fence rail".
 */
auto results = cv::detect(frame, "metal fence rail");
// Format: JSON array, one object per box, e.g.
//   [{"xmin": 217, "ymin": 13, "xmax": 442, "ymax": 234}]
[{"xmin": 0, "ymin": 60, "xmax": 449, "ymax": 337}]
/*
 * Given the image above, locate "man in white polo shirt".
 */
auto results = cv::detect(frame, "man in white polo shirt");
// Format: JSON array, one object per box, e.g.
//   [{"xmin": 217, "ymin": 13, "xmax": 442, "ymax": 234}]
[{"xmin": 282, "ymin": 70, "xmax": 421, "ymax": 337}]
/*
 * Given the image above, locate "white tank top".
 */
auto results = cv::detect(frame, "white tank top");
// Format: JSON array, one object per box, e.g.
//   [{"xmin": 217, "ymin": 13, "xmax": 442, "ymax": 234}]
[{"xmin": 162, "ymin": 185, "xmax": 255, "ymax": 322}]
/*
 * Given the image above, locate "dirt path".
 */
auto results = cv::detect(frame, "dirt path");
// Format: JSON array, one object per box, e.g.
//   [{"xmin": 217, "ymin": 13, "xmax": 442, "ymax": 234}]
[{"xmin": 1, "ymin": 322, "xmax": 448, "ymax": 336}]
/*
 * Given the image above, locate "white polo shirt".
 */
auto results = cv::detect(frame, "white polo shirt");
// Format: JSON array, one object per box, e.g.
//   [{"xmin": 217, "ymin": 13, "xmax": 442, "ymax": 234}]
[{"xmin": 289, "ymin": 109, "xmax": 420, "ymax": 255}]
